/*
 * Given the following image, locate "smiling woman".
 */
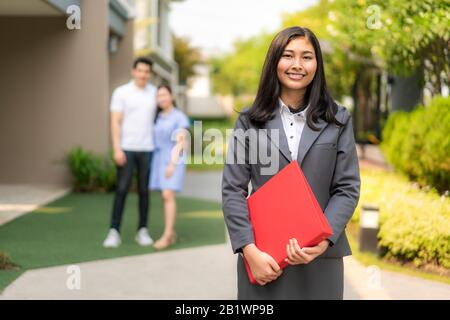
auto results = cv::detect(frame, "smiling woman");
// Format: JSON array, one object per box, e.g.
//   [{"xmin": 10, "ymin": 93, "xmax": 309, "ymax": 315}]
[
  {"xmin": 277, "ymin": 37, "xmax": 317, "ymax": 98},
  {"xmin": 247, "ymin": 27, "xmax": 344, "ymax": 130},
  {"xmin": 222, "ymin": 26, "xmax": 361, "ymax": 299}
]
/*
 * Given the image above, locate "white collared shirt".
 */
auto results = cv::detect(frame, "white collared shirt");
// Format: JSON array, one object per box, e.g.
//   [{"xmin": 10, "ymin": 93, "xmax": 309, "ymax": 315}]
[
  {"xmin": 279, "ymin": 98, "xmax": 309, "ymax": 161},
  {"xmin": 110, "ymin": 80, "xmax": 157, "ymax": 151}
]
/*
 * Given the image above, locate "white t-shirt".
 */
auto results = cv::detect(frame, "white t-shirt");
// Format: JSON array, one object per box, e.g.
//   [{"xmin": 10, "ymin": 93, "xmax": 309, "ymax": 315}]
[{"xmin": 110, "ymin": 81, "xmax": 157, "ymax": 151}]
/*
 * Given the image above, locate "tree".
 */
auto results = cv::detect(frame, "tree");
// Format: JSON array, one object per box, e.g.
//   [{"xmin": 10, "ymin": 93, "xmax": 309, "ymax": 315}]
[
  {"xmin": 210, "ymin": 0, "xmax": 362, "ymax": 103},
  {"xmin": 281, "ymin": 0, "xmax": 361, "ymax": 102},
  {"xmin": 209, "ymin": 0, "xmax": 449, "ymax": 104},
  {"xmin": 330, "ymin": 0, "xmax": 449, "ymax": 97},
  {"xmin": 173, "ymin": 35, "xmax": 202, "ymax": 86},
  {"xmin": 209, "ymin": 33, "xmax": 274, "ymax": 96}
]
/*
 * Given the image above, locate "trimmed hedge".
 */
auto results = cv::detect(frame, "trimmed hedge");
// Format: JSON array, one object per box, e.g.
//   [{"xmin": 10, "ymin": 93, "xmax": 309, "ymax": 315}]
[
  {"xmin": 353, "ymin": 168, "xmax": 450, "ymax": 269},
  {"xmin": 381, "ymin": 96, "xmax": 450, "ymax": 193}
]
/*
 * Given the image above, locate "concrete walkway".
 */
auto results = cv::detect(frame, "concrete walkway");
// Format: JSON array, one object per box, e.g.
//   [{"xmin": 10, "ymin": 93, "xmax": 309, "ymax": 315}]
[
  {"xmin": 1, "ymin": 244, "xmax": 237, "ymax": 300},
  {"xmin": 1, "ymin": 170, "xmax": 450, "ymax": 300},
  {"xmin": 2, "ymin": 241, "xmax": 449, "ymax": 300},
  {"xmin": 0, "ymin": 184, "xmax": 69, "ymax": 226},
  {"xmin": 0, "ymin": 244, "xmax": 363, "ymax": 299}
]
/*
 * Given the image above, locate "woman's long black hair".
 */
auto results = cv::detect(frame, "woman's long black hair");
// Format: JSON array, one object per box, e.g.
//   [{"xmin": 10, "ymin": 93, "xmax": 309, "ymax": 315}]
[
  {"xmin": 246, "ymin": 26, "xmax": 344, "ymax": 130},
  {"xmin": 154, "ymin": 84, "xmax": 177, "ymax": 123}
]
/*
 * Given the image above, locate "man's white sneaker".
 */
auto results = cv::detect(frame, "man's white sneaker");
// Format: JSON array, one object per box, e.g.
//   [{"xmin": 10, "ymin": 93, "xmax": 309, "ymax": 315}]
[
  {"xmin": 103, "ymin": 228, "xmax": 121, "ymax": 248},
  {"xmin": 135, "ymin": 228, "xmax": 154, "ymax": 246}
]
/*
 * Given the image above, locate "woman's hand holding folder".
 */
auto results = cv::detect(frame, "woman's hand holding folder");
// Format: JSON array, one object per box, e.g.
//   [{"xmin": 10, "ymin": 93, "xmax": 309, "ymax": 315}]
[
  {"xmin": 285, "ymin": 238, "xmax": 330, "ymax": 265},
  {"xmin": 243, "ymin": 244, "xmax": 283, "ymax": 286}
]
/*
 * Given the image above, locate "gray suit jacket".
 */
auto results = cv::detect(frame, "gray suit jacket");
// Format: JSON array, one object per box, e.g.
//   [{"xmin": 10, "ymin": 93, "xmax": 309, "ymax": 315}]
[{"xmin": 222, "ymin": 104, "xmax": 361, "ymax": 258}]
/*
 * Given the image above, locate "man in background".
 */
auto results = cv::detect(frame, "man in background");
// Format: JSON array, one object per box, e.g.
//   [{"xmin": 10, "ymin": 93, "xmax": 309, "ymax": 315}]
[{"xmin": 103, "ymin": 57, "xmax": 157, "ymax": 248}]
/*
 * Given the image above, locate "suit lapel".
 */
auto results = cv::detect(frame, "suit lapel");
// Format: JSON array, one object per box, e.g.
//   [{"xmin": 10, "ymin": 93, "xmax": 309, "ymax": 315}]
[
  {"xmin": 264, "ymin": 107, "xmax": 292, "ymax": 163},
  {"xmin": 297, "ymin": 117, "xmax": 329, "ymax": 166},
  {"xmin": 262, "ymin": 104, "xmax": 330, "ymax": 166}
]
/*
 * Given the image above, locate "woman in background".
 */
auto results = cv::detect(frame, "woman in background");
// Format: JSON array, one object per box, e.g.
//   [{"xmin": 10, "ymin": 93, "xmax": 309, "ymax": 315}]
[{"xmin": 150, "ymin": 84, "xmax": 190, "ymax": 250}]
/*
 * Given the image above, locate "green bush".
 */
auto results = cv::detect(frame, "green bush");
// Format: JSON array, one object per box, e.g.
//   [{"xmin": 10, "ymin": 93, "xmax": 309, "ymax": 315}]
[
  {"xmin": 66, "ymin": 147, "xmax": 116, "ymax": 192},
  {"xmin": 354, "ymin": 167, "xmax": 450, "ymax": 269},
  {"xmin": 381, "ymin": 96, "xmax": 450, "ymax": 193}
]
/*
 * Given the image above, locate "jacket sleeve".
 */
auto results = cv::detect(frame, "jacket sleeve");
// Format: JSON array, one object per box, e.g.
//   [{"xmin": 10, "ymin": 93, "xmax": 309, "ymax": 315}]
[
  {"xmin": 222, "ymin": 114, "xmax": 254, "ymax": 254},
  {"xmin": 325, "ymin": 110, "xmax": 361, "ymax": 245}
]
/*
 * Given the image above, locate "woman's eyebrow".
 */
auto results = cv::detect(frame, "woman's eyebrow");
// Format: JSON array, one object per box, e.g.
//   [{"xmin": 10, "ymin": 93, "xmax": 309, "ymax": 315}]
[{"xmin": 283, "ymin": 49, "xmax": 314, "ymax": 54}]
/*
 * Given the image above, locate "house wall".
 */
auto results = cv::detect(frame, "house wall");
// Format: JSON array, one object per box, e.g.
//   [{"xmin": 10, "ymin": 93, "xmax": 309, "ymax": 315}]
[
  {"xmin": 0, "ymin": 0, "xmax": 111, "ymax": 185},
  {"xmin": 109, "ymin": 20, "xmax": 135, "ymax": 96}
]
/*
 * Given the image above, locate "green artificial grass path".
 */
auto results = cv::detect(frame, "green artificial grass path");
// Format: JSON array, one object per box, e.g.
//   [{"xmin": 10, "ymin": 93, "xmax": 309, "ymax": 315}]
[{"xmin": 0, "ymin": 192, "xmax": 225, "ymax": 291}]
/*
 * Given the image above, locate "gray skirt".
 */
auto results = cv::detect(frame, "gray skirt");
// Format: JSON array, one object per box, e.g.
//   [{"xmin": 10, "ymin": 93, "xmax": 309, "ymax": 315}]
[{"xmin": 237, "ymin": 254, "xmax": 344, "ymax": 300}]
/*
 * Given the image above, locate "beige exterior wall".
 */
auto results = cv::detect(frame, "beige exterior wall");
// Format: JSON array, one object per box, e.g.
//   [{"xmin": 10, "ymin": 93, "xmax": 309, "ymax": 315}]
[
  {"xmin": 109, "ymin": 20, "xmax": 135, "ymax": 96},
  {"xmin": 0, "ymin": 0, "xmax": 132, "ymax": 186}
]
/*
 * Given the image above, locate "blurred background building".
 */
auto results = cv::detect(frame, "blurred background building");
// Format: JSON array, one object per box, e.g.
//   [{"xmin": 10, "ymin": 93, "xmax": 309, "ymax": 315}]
[
  {"xmin": 0, "ymin": 0, "xmax": 181, "ymax": 186},
  {"xmin": 132, "ymin": 0, "xmax": 180, "ymax": 91},
  {"xmin": 185, "ymin": 57, "xmax": 231, "ymax": 120}
]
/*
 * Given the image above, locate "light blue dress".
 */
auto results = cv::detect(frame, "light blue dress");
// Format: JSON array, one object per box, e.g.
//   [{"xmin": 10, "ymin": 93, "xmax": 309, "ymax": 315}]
[{"xmin": 149, "ymin": 108, "xmax": 190, "ymax": 192}]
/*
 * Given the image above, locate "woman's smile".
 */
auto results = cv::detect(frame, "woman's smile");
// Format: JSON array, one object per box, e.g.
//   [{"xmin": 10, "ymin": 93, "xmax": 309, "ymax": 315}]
[{"xmin": 286, "ymin": 72, "xmax": 306, "ymax": 81}]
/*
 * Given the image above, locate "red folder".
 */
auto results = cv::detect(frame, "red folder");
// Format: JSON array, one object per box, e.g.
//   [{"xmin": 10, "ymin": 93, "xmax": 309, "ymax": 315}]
[{"xmin": 243, "ymin": 160, "xmax": 333, "ymax": 285}]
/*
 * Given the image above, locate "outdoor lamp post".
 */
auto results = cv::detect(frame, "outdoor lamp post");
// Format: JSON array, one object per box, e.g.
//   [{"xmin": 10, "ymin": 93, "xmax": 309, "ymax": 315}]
[{"xmin": 359, "ymin": 204, "xmax": 380, "ymax": 254}]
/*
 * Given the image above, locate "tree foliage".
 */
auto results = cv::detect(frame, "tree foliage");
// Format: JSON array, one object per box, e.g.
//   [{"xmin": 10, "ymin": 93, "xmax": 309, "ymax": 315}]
[
  {"xmin": 209, "ymin": 0, "xmax": 449, "ymax": 100},
  {"xmin": 209, "ymin": 33, "xmax": 274, "ymax": 96},
  {"xmin": 330, "ymin": 0, "xmax": 449, "ymax": 95},
  {"xmin": 173, "ymin": 35, "xmax": 202, "ymax": 86}
]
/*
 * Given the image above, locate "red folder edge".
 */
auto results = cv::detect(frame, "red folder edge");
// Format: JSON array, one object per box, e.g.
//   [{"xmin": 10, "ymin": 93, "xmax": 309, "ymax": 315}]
[{"xmin": 296, "ymin": 163, "xmax": 334, "ymax": 246}]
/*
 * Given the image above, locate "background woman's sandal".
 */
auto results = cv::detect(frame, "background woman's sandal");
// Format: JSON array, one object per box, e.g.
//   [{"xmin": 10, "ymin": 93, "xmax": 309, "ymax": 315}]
[{"xmin": 153, "ymin": 232, "xmax": 177, "ymax": 250}]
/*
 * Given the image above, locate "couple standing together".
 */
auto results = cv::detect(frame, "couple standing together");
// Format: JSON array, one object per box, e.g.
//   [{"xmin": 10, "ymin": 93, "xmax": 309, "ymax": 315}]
[{"xmin": 103, "ymin": 57, "xmax": 190, "ymax": 250}]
